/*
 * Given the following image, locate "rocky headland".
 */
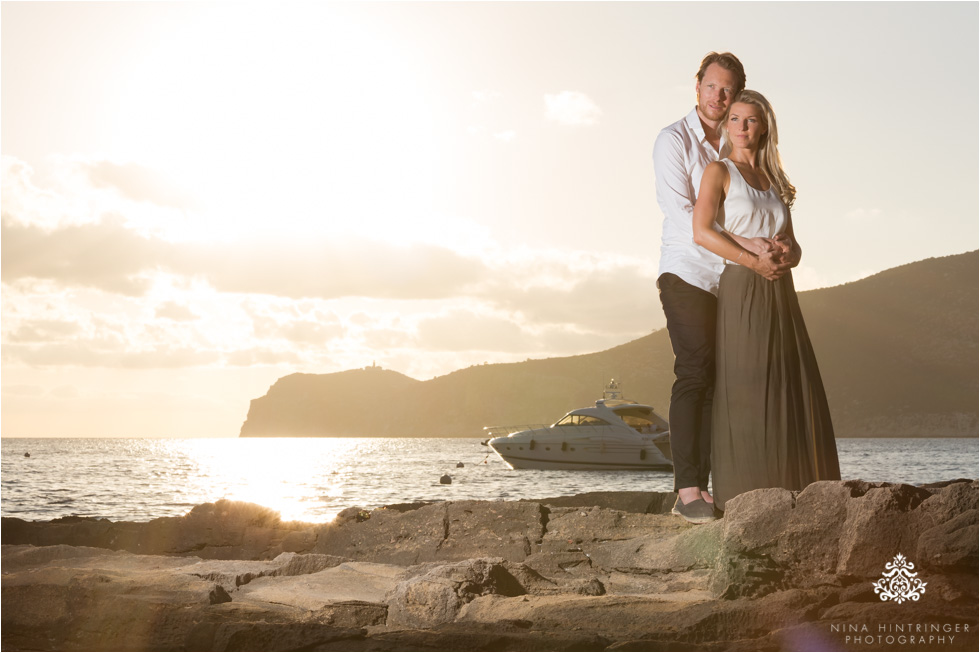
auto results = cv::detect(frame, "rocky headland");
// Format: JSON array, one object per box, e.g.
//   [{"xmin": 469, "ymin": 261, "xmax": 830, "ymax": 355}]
[
  {"xmin": 3, "ymin": 479, "xmax": 977, "ymax": 651},
  {"xmin": 240, "ymin": 251, "xmax": 979, "ymax": 439}
]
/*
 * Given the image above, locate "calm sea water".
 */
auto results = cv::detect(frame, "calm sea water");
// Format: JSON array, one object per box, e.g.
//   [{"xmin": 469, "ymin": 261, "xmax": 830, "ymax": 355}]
[{"xmin": 2, "ymin": 437, "xmax": 977, "ymax": 524}]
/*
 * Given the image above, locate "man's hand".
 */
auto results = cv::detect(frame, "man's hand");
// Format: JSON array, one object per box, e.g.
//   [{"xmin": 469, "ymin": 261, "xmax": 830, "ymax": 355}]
[
  {"xmin": 747, "ymin": 250, "xmax": 792, "ymax": 280},
  {"xmin": 772, "ymin": 233, "xmax": 801, "ymax": 268}
]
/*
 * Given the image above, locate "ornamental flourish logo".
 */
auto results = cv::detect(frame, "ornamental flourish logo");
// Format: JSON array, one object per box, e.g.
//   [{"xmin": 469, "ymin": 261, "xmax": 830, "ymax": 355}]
[{"xmin": 873, "ymin": 553, "xmax": 927, "ymax": 604}]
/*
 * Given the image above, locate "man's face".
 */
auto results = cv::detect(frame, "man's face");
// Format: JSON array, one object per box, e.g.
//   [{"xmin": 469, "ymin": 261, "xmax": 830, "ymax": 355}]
[{"xmin": 696, "ymin": 63, "xmax": 738, "ymax": 123}]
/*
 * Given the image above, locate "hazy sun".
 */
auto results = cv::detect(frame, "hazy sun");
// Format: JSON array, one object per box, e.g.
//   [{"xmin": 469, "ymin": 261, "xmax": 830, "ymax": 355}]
[{"xmin": 106, "ymin": 4, "xmax": 440, "ymax": 245}]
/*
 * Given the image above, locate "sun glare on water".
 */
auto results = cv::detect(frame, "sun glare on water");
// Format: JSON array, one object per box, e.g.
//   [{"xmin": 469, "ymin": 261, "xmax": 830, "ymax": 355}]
[{"xmin": 184, "ymin": 438, "xmax": 363, "ymax": 523}]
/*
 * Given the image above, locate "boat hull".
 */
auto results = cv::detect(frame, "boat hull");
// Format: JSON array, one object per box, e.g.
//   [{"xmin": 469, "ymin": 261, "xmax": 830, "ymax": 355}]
[
  {"xmin": 488, "ymin": 428, "xmax": 672, "ymax": 471},
  {"xmin": 499, "ymin": 453, "xmax": 671, "ymax": 471}
]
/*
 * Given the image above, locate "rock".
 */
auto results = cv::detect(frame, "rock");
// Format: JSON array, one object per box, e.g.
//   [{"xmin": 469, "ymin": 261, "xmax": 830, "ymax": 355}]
[
  {"xmin": 582, "ymin": 516, "xmax": 723, "ymax": 572},
  {"xmin": 386, "ymin": 558, "xmax": 525, "ymax": 629},
  {"xmin": 500, "ymin": 560, "xmax": 605, "ymax": 597},
  {"xmin": 541, "ymin": 506, "xmax": 686, "ymax": 553},
  {"xmin": 238, "ymin": 561, "xmax": 404, "ymax": 610},
  {"xmin": 439, "ymin": 501, "xmax": 546, "ymax": 561},
  {"xmin": 708, "ymin": 481, "xmax": 980, "ymax": 600},
  {"xmin": 836, "ymin": 484, "xmax": 935, "ymax": 578},
  {"xmin": 916, "ymin": 509, "xmax": 979, "ymax": 571},
  {"xmin": 313, "ymin": 502, "xmax": 449, "ymax": 565},
  {"xmin": 710, "ymin": 488, "xmax": 794, "ymax": 598},
  {"xmin": 3, "ymin": 483, "xmax": 977, "ymax": 651},
  {"xmin": 1, "ymin": 499, "xmax": 315, "ymax": 560},
  {"xmin": 775, "ymin": 481, "xmax": 850, "ymax": 582},
  {"xmin": 1, "ymin": 546, "xmax": 232, "ymax": 651},
  {"xmin": 181, "ymin": 552, "xmax": 347, "ymax": 589},
  {"xmin": 527, "ymin": 491, "xmax": 676, "ymax": 515},
  {"xmin": 220, "ymin": 622, "xmax": 367, "ymax": 651}
]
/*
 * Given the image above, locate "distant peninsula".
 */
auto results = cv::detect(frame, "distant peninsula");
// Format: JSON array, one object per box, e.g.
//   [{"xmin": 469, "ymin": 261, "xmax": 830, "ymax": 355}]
[{"xmin": 240, "ymin": 251, "xmax": 978, "ymax": 438}]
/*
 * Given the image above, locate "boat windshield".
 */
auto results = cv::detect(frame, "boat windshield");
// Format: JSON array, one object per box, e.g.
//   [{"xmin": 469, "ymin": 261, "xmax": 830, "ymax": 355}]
[
  {"xmin": 614, "ymin": 407, "xmax": 657, "ymax": 432},
  {"xmin": 555, "ymin": 414, "xmax": 610, "ymax": 427}
]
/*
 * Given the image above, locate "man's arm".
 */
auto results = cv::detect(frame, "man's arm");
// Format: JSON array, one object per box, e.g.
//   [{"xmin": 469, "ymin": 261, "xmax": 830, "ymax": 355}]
[
  {"xmin": 722, "ymin": 230, "xmax": 775, "ymax": 256},
  {"xmin": 652, "ymin": 130, "xmax": 696, "ymax": 225}
]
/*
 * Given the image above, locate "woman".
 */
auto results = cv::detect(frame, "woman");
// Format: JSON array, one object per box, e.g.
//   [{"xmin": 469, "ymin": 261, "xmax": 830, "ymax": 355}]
[{"xmin": 691, "ymin": 90, "xmax": 840, "ymax": 511}]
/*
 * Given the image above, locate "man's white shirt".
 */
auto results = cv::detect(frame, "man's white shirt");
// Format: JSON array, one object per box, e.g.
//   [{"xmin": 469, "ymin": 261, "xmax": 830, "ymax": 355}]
[{"xmin": 654, "ymin": 107, "xmax": 726, "ymax": 296}]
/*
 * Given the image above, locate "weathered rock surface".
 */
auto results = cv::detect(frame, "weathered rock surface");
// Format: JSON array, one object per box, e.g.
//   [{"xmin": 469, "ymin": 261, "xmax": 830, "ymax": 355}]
[
  {"xmin": 3, "ymin": 480, "xmax": 977, "ymax": 651},
  {"xmin": 1, "ymin": 500, "xmax": 314, "ymax": 560}
]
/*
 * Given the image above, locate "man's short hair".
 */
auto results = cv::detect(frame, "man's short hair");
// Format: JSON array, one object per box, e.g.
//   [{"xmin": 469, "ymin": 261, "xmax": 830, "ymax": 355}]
[{"xmin": 696, "ymin": 52, "xmax": 746, "ymax": 94}]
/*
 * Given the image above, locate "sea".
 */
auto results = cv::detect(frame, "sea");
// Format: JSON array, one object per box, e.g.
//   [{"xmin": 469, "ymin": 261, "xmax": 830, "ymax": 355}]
[{"xmin": 2, "ymin": 437, "xmax": 977, "ymax": 524}]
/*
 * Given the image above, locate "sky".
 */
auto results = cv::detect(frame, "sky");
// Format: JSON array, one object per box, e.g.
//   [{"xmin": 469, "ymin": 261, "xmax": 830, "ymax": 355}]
[{"xmin": 2, "ymin": 1, "xmax": 977, "ymax": 437}]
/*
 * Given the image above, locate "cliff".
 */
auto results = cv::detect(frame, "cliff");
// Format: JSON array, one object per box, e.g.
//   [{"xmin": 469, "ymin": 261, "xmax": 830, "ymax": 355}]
[
  {"xmin": 3, "ymin": 480, "xmax": 977, "ymax": 651},
  {"xmin": 240, "ymin": 251, "xmax": 979, "ymax": 438}
]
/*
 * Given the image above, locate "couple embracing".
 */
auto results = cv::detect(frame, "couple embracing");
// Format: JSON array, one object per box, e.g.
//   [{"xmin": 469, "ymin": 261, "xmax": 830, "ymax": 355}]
[{"xmin": 654, "ymin": 52, "xmax": 840, "ymax": 523}]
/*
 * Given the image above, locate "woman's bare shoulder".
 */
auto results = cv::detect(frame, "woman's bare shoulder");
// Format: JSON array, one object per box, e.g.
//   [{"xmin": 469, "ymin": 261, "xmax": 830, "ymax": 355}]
[{"xmin": 701, "ymin": 160, "xmax": 730, "ymax": 188}]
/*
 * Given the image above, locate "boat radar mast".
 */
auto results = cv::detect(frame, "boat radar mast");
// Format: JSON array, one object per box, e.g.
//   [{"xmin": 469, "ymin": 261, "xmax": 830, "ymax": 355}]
[{"xmin": 603, "ymin": 379, "xmax": 622, "ymax": 401}]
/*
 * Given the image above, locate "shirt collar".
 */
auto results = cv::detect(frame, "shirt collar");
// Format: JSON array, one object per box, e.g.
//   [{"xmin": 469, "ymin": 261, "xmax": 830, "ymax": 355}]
[{"xmin": 685, "ymin": 107, "xmax": 707, "ymax": 144}]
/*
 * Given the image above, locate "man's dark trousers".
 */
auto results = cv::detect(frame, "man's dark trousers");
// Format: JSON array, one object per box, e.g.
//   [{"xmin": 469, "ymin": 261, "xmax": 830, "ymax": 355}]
[{"xmin": 658, "ymin": 272, "xmax": 716, "ymax": 492}]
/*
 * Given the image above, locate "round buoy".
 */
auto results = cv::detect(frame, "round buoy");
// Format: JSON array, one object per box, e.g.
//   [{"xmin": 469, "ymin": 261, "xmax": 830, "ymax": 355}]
[
  {"xmin": 456, "ymin": 462, "xmax": 464, "ymax": 468},
  {"xmin": 24, "ymin": 452, "xmax": 30, "ymax": 458},
  {"xmin": 439, "ymin": 474, "xmax": 452, "ymax": 485}
]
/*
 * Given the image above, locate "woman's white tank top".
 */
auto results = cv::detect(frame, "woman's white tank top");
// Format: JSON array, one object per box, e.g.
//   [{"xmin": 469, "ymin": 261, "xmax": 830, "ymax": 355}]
[{"xmin": 719, "ymin": 158, "xmax": 789, "ymax": 249}]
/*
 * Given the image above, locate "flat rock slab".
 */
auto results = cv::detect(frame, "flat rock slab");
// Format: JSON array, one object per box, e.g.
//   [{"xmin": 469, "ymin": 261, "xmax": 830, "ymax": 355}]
[
  {"xmin": 542, "ymin": 507, "xmax": 688, "ymax": 554},
  {"xmin": 528, "ymin": 491, "xmax": 676, "ymax": 515},
  {"xmin": 181, "ymin": 552, "xmax": 348, "ymax": 589},
  {"xmin": 314, "ymin": 500, "xmax": 547, "ymax": 564},
  {"xmin": 237, "ymin": 561, "xmax": 405, "ymax": 609},
  {"xmin": 440, "ymin": 500, "xmax": 545, "ymax": 561}
]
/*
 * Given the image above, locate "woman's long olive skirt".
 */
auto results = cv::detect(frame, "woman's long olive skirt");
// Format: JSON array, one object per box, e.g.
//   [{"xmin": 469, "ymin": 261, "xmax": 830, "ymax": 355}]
[{"xmin": 711, "ymin": 265, "xmax": 841, "ymax": 510}]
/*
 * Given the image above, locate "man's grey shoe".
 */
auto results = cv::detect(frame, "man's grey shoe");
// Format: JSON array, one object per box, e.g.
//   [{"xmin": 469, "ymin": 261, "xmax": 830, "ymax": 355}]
[{"xmin": 671, "ymin": 497, "xmax": 717, "ymax": 524}]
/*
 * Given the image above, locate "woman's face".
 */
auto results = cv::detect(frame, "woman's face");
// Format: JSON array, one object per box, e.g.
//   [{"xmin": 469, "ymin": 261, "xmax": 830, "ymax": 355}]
[{"xmin": 726, "ymin": 102, "xmax": 767, "ymax": 149}]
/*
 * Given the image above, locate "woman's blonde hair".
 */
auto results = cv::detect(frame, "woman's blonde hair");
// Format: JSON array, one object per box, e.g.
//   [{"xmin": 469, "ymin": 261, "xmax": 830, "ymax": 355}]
[{"xmin": 720, "ymin": 89, "xmax": 796, "ymax": 209}]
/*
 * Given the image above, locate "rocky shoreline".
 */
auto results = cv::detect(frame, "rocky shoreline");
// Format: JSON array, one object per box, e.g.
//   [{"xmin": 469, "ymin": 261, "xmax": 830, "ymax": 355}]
[{"xmin": 3, "ymin": 480, "xmax": 977, "ymax": 651}]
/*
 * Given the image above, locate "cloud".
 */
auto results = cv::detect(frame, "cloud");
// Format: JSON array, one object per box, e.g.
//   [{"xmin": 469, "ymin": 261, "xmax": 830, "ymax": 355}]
[
  {"xmin": 1, "ymin": 214, "xmax": 488, "ymax": 301},
  {"xmin": 7, "ymin": 319, "xmax": 83, "ymax": 342},
  {"xmin": 1, "ymin": 156, "xmax": 77, "ymax": 230},
  {"xmin": 277, "ymin": 320, "xmax": 346, "ymax": 345},
  {"xmin": 81, "ymin": 161, "xmax": 196, "ymax": 209},
  {"xmin": 416, "ymin": 310, "xmax": 532, "ymax": 352},
  {"xmin": 1, "ymin": 215, "xmax": 164, "ymax": 295},
  {"xmin": 155, "ymin": 301, "xmax": 197, "ymax": 321},
  {"xmin": 51, "ymin": 385, "xmax": 79, "ymax": 398},
  {"xmin": 2, "ymin": 384, "xmax": 45, "ymax": 396},
  {"xmin": 3, "ymin": 341, "xmax": 222, "ymax": 368},
  {"xmin": 184, "ymin": 238, "xmax": 486, "ymax": 300},
  {"xmin": 224, "ymin": 349, "xmax": 303, "ymax": 367},
  {"xmin": 493, "ymin": 130, "xmax": 517, "ymax": 142},
  {"xmin": 544, "ymin": 91, "xmax": 602, "ymax": 126},
  {"xmin": 481, "ymin": 259, "xmax": 663, "ymax": 334},
  {"xmin": 791, "ymin": 265, "xmax": 833, "ymax": 292},
  {"xmin": 362, "ymin": 327, "xmax": 414, "ymax": 349}
]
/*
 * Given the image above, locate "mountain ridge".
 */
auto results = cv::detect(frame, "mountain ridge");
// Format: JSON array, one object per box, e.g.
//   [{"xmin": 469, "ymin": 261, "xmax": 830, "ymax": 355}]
[{"xmin": 240, "ymin": 250, "xmax": 979, "ymax": 438}]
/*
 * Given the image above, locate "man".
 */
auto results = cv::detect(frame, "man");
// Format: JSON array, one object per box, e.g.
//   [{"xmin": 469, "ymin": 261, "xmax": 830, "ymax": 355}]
[{"xmin": 653, "ymin": 52, "xmax": 791, "ymax": 523}]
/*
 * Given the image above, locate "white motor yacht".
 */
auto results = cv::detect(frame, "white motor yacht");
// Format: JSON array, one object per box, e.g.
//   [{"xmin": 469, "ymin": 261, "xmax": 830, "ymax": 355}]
[{"xmin": 484, "ymin": 381, "xmax": 672, "ymax": 471}]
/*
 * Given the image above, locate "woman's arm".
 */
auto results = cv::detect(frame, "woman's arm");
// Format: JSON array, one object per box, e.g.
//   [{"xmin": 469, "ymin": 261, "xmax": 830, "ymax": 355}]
[{"xmin": 692, "ymin": 162, "xmax": 789, "ymax": 280}]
